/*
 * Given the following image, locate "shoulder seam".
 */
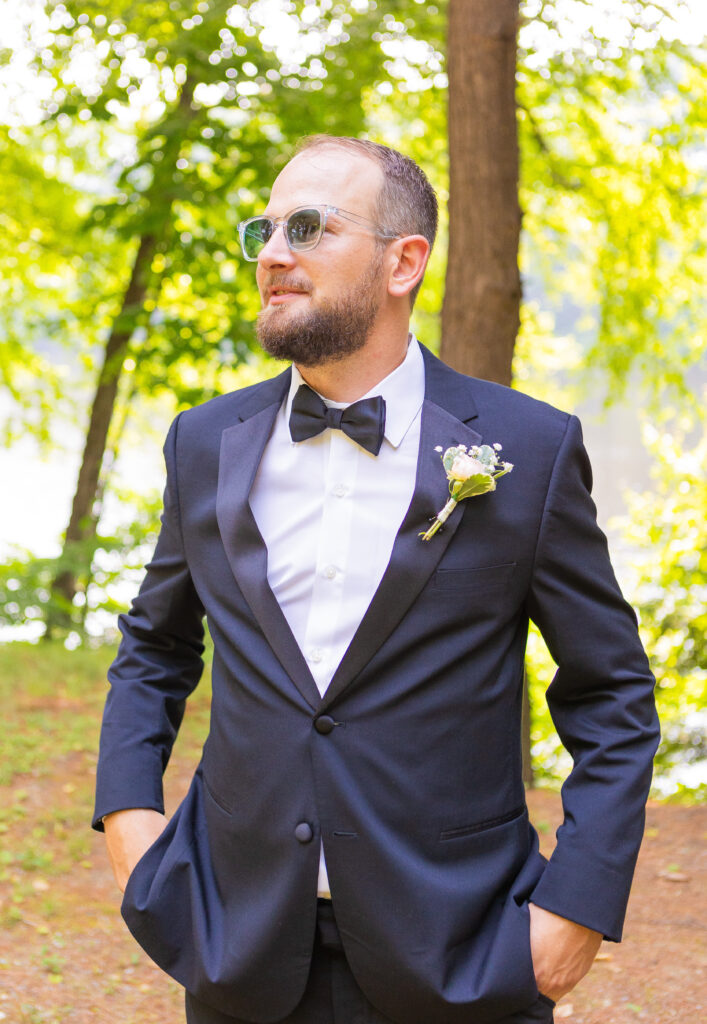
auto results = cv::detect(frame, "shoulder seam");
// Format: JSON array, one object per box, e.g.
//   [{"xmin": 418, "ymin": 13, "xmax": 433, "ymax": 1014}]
[
  {"xmin": 528, "ymin": 413, "xmax": 578, "ymax": 582},
  {"xmin": 168, "ymin": 411, "xmax": 186, "ymax": 542}
]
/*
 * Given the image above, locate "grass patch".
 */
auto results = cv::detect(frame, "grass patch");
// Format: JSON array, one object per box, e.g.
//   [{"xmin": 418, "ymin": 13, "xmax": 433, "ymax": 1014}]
[
  {"xmin": 0, "ymin": 643, "xmax": 112, "ymax": 786},
  {"xmin": 0, "ymin": 639, "xmax": 211, "ymax": 1018},
  {"xmin": 0, "ymin": 639, "xmax": 213, "ymax": 923},
  {"xmin": 0, "ymin": 640, "xmax": 212, "ymax": 787}
]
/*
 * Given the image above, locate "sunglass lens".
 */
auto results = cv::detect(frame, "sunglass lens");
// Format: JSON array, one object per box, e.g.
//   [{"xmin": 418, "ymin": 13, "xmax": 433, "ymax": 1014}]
[
  {"xmin": 287, "ymin": 209, "xmax": 323, "ymax": 250},
  {"xmin": 243, "ymin": 218, "xmax": 273, "ymax": 259}
]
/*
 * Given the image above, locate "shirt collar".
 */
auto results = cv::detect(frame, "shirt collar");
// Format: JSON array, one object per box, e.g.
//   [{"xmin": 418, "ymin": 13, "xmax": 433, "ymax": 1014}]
[{"xmin": 285, "ymin": 334, "xmax": 425, "ymax": 450}]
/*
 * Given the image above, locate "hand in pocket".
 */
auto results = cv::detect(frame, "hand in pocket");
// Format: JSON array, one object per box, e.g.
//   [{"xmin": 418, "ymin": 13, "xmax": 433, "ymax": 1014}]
[
  {"xmin": 104, "ymin": 808, "xmax": 168, "ymax": 892},
  {"xmin": 528, "ymin": 902, "xmax": 602, "ymax": 1002}
]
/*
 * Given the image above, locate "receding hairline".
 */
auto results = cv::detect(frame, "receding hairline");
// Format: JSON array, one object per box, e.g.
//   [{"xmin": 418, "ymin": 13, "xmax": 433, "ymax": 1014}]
[
  {"xmin": 292, "ymin": 138, "xmax": 380, "ymax": 162},
  {"xmin": 284, "ymin": 141, "xmax": 386, "ymax": 191},
  {"xmin": 264, "ymin": 146, "xmax": 384, "ymax": 228}
]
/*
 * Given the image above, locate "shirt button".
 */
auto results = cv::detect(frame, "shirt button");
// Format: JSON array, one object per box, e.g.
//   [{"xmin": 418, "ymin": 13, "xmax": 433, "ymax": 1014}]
[
  {"xmin": 333, "ymin": 484, "xmax": 347, "ymax": 498},
  {"xmin": 310, "ymin": 649, "xmax": 323, "ymax": 664},
  {"xmin": 323, "ymin": 565, "xmax": 337, "ymax": 580}
]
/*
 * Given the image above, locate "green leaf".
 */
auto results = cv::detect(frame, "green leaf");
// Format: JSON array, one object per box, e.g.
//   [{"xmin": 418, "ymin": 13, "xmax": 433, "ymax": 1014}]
[{"xmin": 454, "ymin": 474, "xmax": 496, "ymax": 501}]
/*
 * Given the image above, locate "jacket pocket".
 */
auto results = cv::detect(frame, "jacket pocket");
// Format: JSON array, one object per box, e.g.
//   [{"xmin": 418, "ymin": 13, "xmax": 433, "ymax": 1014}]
[
  {"xmin": 202, "ymin": 770, "xmax": 233, "ymax": 816},
  {"xmin": 433, "ymin": 562, "xmax": 516, "ymax": 592},
  {"xmin": 439, "ymin": 804, "xmax": 525, "ymax": 841}
]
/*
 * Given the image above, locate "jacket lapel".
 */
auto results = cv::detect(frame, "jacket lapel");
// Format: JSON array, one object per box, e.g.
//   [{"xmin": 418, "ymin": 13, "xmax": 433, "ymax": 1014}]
[
  {"xmin": 216, "ymin": 371, "xmax": 322, "ymax": 711},
  {"xmin": 320, "ymin": 349, "xmax": 482, "ymax": 710}
]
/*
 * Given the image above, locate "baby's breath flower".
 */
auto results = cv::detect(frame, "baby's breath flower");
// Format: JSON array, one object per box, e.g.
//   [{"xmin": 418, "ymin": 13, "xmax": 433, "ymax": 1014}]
[{"xmin": 420, "ymin": 441, "xmax": 514, "ymax": 541}]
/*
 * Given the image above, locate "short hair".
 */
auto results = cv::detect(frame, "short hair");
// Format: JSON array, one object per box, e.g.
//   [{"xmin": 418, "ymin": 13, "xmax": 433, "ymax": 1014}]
[{"xmin": 294, "ymin": 135, "xmax": 438, "ymax": 306}]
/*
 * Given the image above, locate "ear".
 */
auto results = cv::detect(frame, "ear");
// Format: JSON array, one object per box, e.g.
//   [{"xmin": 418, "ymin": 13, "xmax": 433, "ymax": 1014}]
[{"xmin": 386, "ymin": 235, "xmax": 431, "ymax": 301}]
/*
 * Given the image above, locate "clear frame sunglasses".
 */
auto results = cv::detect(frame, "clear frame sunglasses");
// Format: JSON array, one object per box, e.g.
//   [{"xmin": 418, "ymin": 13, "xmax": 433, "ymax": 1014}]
[{"xmin": 237, "ymin": 204, "xmax": 399, "ymax": 261}]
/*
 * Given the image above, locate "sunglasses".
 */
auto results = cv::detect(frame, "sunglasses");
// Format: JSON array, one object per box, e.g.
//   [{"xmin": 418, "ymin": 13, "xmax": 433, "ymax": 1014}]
[{"xmin": 237, "ymin": 204, "xmax": 399, "ymax": 261}]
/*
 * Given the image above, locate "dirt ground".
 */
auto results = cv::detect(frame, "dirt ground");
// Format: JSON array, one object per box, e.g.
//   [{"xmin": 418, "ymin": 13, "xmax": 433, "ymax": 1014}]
[{"xmin": 0, "ymin": 754, "xmax": 704, "ymax": 1024}]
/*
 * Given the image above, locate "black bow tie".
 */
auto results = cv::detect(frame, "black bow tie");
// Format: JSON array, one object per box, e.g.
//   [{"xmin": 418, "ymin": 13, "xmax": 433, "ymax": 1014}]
[{"xmin": 289, "ymin": 384, "xmax": 386, "ymax": 456}]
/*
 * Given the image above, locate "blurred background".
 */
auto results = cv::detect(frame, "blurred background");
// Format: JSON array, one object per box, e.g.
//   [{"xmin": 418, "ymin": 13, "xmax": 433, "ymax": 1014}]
[{"xmin": 1, "ymin": 0, "xmax": 705, "ymax": 798}]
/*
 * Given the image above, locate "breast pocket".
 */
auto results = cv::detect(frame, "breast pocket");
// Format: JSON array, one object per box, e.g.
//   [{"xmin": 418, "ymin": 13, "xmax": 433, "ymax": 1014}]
[{"xmin": 432, "ymin": 561, "xmax": 516, "ymax": 593}]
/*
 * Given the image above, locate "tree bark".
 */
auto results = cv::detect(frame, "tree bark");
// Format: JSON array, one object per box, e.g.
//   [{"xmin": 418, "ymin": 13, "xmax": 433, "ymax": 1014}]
[
  {"xmin": 442, "ymin": 0, "xmax": 532, "ymax": 783},
  {"xmin": 47, "ymin": 79, "xmax": 197, "ymax": 634},
  {"xmin": 441, "ymin": 0, "xmax": 522, "ymax": 386},
  {"xmin": 49, "ymin": 231, "xmax": 157, "ymax": 618}
]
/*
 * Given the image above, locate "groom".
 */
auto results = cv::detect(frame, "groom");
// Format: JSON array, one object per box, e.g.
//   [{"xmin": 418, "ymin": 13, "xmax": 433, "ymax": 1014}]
[{"xmin": 94, "ymin": 136, "xmax": 659, "ymax": 1024}]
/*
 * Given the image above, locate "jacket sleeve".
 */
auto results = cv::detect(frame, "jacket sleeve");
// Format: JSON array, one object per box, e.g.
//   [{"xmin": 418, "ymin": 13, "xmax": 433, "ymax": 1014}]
[
  {"xmin": 526, "ymin": 414, "xmax": 660, "ymax": 941},
  {"xmin": 92, "ymin": 413, "xmax": 205, "ymax": 830}
]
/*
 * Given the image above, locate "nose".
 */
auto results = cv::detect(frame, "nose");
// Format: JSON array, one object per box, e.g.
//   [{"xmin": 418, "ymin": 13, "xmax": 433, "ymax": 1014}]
[{"xmin": 257, "ymin": 221, "xmax": 296, "ymax": 271}]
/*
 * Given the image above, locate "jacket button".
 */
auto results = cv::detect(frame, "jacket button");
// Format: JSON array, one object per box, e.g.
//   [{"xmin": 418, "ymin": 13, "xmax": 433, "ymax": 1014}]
[
  {"xmin": 294, "ymin": 822, "xmax": 313, "ymax": 843},
  {"xmin": 314, "ymin": 715, "xmax": 336, "ymax": 735}
]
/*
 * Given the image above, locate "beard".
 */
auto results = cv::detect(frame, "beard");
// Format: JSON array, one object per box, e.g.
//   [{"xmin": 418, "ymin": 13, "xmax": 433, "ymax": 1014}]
[{"xmin": 256, "ymin": 253, "xmax": 383, "ymax": 367}]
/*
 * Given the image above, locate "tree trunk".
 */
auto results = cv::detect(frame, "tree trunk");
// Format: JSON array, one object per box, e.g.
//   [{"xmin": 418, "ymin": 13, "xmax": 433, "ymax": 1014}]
[
  {"xmin": 49, "ymin": 231, "xmax": 157, "ymax": 626},
  {"xmin": 442, "ymin": 0, "xmax": 532, "ymax": 783},
  {"xmin": 441, "ymin": 0, "xmax": 522, "ymax": 386},
  {"xmin": 47, "ymin": 78, "xmax": 196, "ymax": 635}
]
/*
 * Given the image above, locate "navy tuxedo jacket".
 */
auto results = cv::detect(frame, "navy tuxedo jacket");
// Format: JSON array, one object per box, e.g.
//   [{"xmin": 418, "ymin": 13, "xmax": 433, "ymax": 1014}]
[{"xmin": 94, "ymin": 345, "xmax": 658, "ymax": 1024}]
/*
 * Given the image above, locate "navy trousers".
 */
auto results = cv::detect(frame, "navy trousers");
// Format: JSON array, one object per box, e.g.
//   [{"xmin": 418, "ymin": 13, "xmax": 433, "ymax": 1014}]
[{"xmin": 185, "ymin": 900, "xmax": 555, "ymax": 1024}]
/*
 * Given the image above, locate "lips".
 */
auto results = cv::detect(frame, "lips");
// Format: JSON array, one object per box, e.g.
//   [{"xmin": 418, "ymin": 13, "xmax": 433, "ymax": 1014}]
[
  {"xmin": 265, "ymin": 277, "xmax": 310, "ymax": 295},
  {"xmin": 269, "ymin": 294, "xmax": 303, "ymax": 307},
  {"xmin": 266, "ymin": 286, "xmax": 309, "ymax": 307}
]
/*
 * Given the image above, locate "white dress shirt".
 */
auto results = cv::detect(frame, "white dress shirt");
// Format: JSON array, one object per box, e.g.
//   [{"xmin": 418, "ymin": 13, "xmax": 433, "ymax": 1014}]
[{"xmin": 249, "ymin": 335, "xmax": 425, "ymax": 896}]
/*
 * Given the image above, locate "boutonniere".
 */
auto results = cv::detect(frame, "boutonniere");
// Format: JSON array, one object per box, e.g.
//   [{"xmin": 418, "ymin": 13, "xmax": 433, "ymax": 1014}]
[{"xmin": 419, "ymin": 443, "xmax": 513, "ymax": 541}]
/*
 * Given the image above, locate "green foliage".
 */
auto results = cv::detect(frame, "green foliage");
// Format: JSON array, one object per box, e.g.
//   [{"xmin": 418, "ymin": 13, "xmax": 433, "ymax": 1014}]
[
  {"xmin": 525, "ymin": 625, "xmax": 573, "ymax": 788},
  {"xmin": 0, "ymin": 123, "xmax": 115, "ymax": 445},
  {"xmin": 526, "ymin": 428, "xmax": 707, "ymax": 799},
  {"xmin": 4, "ymin": 0, "xmax": 702, "ymax": 416},
  {"xmin": 7, "ymin": 0, "xmax": 417, "ymax": 418},
  {"xmin": 517, "ymin": 0, "xmax": 706, "ymax": 409},
  {"xmin": 0, "ymin": 489, "xmax": 163, "ymax": 642},
  {"xmin": 40, "ymin": 945, "xmax": 66, "ymax": 977},
  {"xmin": 614, "ymin": 429, "xmax": 707, "ymax": 793}
]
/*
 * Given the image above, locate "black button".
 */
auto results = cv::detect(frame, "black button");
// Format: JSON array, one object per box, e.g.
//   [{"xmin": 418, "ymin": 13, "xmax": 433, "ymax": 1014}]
[
  {"xmin": 314, "ymin": 715, "xmax": 336, "ymax": 735},
  {"xmin": 294, "ymin": 822, "xmax": 313, "ymax": 843}
]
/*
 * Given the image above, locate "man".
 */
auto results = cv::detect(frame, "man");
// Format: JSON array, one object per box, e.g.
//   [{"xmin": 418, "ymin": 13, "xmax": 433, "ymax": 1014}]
[{"xmin": 94, "ymin": 136, "xmax": 659, "ymax": 1024}]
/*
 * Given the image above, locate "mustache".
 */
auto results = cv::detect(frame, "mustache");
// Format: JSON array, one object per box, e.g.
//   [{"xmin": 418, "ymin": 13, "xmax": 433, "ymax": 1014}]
[{"xmin": 262, "ymin": 276, "xmax": 312, "ymax": 294}]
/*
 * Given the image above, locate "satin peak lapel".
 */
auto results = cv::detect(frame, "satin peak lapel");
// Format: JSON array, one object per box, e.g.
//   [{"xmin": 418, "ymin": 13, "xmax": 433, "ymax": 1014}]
[
  {"xmin": 216, "ymin": 382, "xmax": 321, "ymax": 711},
  {"xmin": 320, "ymin": 396, "xmax": 482, "ymax": 710}
]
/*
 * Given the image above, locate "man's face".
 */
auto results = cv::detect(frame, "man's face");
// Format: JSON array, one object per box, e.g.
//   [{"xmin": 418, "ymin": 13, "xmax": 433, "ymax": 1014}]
[{"xmin": 254, "ymin": 148, "xmax": 389, "ymax": 367}]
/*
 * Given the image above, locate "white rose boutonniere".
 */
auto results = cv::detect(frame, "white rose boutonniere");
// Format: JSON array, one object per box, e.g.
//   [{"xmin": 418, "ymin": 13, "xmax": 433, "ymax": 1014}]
[{"xmin": 419, "ymin": 443, "xmax": 513, "ymax": 541}]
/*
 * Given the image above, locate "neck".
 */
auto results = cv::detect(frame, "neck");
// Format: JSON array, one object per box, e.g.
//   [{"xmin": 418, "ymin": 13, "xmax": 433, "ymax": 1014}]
[{"xmin": 296, "ymin": 325, "xmax": 411, "ymax": 403}]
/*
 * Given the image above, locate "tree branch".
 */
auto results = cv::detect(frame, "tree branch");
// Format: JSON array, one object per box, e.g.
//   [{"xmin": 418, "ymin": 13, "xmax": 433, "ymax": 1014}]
[{"xmin": 517, "ymin": 102, "xmax": 582, "ymax": 191}]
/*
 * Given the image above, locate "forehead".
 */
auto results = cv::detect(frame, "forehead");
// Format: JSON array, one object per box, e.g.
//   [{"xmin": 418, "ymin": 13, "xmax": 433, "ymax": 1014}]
[{"xmin": 265, "ymin": 147, "xmax": 383, "ymax": 218}]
